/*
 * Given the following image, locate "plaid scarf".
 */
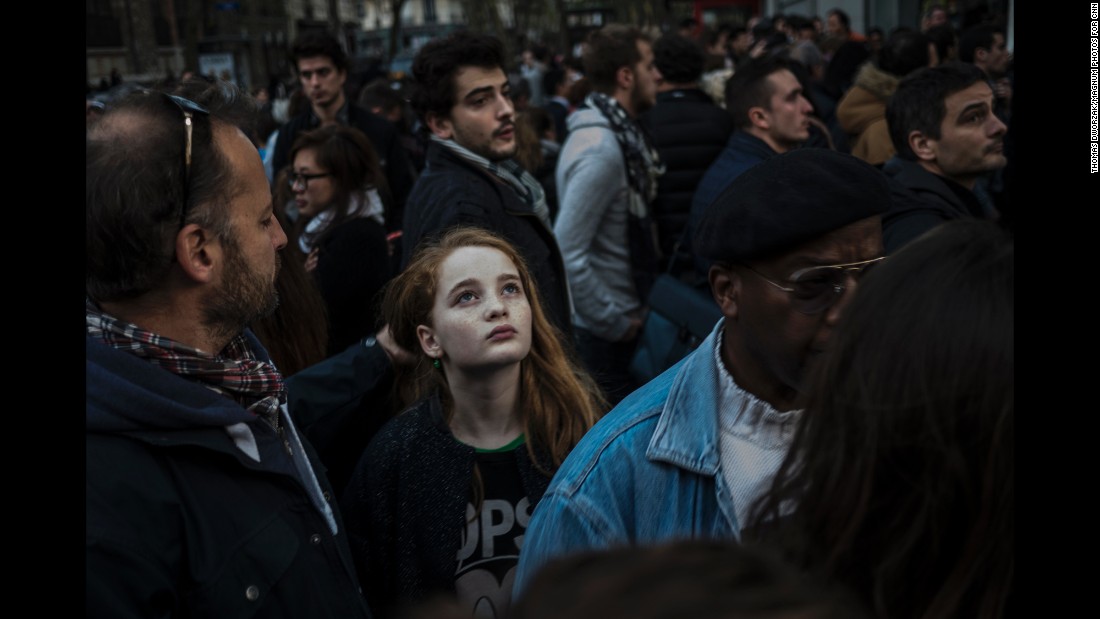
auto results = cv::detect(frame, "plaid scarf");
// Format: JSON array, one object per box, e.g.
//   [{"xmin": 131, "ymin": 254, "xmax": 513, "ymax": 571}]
[
  {"xmin": 430, "ymin": 134, "xmax": 552, "ymax": 228},
  {"xmin": 85, "ymin": 299, "xmax": 286, "ymax": 424},
  {"xmin": 583, "ymin": 92, "xmax": 665, "ymax": 301}
]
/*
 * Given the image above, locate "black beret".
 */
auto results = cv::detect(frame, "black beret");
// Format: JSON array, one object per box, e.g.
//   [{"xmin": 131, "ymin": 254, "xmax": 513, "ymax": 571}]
[{"xmin": 694, "ymin": 149, "xmax": 890, "ymax": 263}]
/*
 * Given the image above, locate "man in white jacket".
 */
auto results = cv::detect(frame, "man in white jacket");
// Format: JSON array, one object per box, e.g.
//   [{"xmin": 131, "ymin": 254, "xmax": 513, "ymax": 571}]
[{"xmin": 553, "ymin": 24, "xmax": 664, "ymax": 404}]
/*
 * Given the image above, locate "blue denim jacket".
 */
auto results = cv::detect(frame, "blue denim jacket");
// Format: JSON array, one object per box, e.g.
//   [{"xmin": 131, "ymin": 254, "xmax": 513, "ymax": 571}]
[{"xmin": 514, "ymin": 320, "xmax": 739, "ymax": 597}]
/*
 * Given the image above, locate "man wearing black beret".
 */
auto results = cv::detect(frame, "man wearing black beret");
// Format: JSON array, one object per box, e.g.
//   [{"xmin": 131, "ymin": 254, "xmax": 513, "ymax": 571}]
[{"xmin": 515, "ymin": 149, "xmax": 889, "ymax": 594}]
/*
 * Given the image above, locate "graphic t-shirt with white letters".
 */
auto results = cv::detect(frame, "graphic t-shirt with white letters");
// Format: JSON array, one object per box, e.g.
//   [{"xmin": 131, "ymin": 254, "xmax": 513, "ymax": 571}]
[{"xmin": 454, "ymin": 436, "xmax": 530, "ymax": 619}]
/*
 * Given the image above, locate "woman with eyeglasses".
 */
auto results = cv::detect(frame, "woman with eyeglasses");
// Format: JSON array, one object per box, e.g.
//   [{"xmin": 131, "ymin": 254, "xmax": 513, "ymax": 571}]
[
  {"xmin": 340, "ymin": 227, "xmax": 605, "ymax": 619},
  {"xmin": 288, "ymin": 124, "xmax": 394, "ymax": 356},
  {"xmin": 747, "ymin": 220, "xmax": 1014, "ymax": 619}
]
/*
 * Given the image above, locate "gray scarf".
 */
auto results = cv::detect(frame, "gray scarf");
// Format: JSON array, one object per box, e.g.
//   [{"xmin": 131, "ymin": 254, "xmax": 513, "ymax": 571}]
[{"xmin": 430, "ymin": 135, "xmax": 552, "ymax": 228}]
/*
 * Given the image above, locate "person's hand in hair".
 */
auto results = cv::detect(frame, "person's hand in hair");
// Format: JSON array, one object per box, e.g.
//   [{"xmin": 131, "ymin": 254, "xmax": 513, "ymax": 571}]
[
  {"xmin": 375, "ymin": 324, "xmax": 416, "ymax": 366},
  {"xmin": 305, "ymin": 247, "xmax": 320, "ymax": 272}
]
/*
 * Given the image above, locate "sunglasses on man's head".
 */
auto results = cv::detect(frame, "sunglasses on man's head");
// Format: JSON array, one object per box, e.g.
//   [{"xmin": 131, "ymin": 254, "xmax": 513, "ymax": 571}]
[{"xmin": 145, "ymin": 91, "xmax": 211, "ymax": 228}]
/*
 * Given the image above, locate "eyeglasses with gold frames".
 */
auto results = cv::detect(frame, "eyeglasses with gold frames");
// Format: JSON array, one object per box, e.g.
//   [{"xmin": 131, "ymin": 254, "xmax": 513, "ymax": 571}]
[{"xmin": 741, "ymin": 256, "xmax": 886, "ymax": 314}]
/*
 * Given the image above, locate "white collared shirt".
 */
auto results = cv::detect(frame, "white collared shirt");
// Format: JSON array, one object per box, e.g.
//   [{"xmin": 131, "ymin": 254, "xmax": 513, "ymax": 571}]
[{"xmin": 713, "ymin": 331, "xmax": 801, "ymax": 529}]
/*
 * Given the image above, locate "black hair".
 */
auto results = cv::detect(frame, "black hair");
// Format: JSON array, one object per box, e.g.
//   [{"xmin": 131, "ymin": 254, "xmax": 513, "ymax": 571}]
[
  {"xmin": 786, "ymin": 14, "xmax": 814, "ymax": 33},
  {"xmin": 514, "ymin": 540, "xmax": 870, "ymax": 619},
  {"xmin": 410, "ymin": 31, "xmax": 506, "ymax": 126},
  {"xmin": 878, "ymin": 30, "xmax": 932, "ymax": 77},
  {"xmin": 653, "ymin": 33, "xmax": 705, "ymax": 84},
  {"xmin": 510, "ymin": 76, "xmax": 532, "ymax": 106},
  {"xmin": 725, "ymin": 56, "xmax": 794, "ymax": 130},
  {"xmin": 522, "ymin": 105, "xmax": 553, "ymax": 137},
  {"xmin": 358, "ymin": 78, "xmax": 404, "ymax": 114},
  {"xmin": 886, "ymin": 61, "xmax": 986, "ymax": 160},
  {"xmin": 542, "ymin": 67, "xmax": 566, "ymax": 97},
  {"xmin": 291, "ymin": 30, "xmax": 348, "ymax": 72},
  {"xmin": 926, "ymin": 24, "xmax": 958, "ymax": 63},
  {"xmin": 819, "ymin": 40, "xmax": 870, "ymax": 98},
  {"xmin": 958, "ymin": 24, "xmax": 1002, "ymax": 63},
  {"xmin": 827, "ymin": 8, "xmax": 851, "ymax": 30}
]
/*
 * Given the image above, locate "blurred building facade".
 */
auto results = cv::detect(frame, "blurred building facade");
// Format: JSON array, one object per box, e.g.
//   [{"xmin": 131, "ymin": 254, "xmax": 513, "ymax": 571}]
[{"xmin": 86, "ymin": 0, "xmax": 362, "ymax": 92}]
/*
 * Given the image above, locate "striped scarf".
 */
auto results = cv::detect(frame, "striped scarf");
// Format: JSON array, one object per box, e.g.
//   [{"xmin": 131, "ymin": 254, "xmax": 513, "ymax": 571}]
[
  {"xmin": 430, "ymin": 134, "xmax": 552, "ymax": 228},
  {"xmin": 85, "ymin": 298, "xmax": 286, "ymax": 424}
]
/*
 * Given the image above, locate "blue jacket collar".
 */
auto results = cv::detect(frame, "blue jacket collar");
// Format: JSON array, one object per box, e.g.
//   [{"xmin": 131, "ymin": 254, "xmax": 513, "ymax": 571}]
[
  {"xmin": 646, "ymin": 319, "xmax": 725, "ymax": 475},
  {"xmin": 727, "ymin": 131, "xmax": 779, "ymax": 160}
]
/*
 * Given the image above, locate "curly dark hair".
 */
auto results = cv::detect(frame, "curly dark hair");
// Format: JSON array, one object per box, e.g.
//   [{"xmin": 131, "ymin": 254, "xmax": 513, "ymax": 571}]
[
  {"xmin": 653, "ymin": 33, "xmax": 705, "ymax": 84},
  {"xmin": 409, "ymin": 31, "xmax": 505, "ymax": 127},
  {"xmin": 291, "ymin": 30, "xmax": 348, "ymax": 72}
]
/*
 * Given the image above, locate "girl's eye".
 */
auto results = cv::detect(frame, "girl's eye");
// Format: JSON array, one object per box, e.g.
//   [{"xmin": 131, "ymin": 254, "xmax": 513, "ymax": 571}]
[
  {"xmin": 503, "ymin": 283, "xmax": 521, "ymax": 295},
  {"xmin": 457, "ymin": 291, "xmax": 476, "ymax": 303}
]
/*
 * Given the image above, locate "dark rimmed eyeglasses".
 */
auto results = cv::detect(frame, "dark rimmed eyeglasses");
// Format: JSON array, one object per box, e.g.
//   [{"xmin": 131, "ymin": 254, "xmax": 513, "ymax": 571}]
[
  {"xmin": 151, "ymin": 92, "xmax": 210, "ymax": 228},
  {"xmin": 741, "ymin": 256, "xmax": 886, "ymax": 315},
  {"xmin": 287, "ymin": 172, "xmax": 333, "ymax": 189}
]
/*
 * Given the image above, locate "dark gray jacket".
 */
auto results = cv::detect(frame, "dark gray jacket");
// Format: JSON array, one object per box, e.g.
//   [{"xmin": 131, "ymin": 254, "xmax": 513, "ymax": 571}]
[{"xmin": 881, "ymin": 156, "xmax": 990, "ymax": 254}]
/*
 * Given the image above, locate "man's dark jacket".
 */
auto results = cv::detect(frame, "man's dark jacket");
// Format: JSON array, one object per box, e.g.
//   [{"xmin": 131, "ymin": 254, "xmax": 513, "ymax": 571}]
[
  {"xmin": 881, "ymin": 156, "xmax": 990, "ymax": 254},
  {"xmin": 86, "ymin": 331, "xmax": 371, "ymax": 618},
  {"xmin": 401, "ymin": 142, "xmax": 572, "ymax": 337},
  {"xmin": 272, "ymin": 104, "xmax": 416, "ymax": 232},
  {"xmin": 640, "ymin": 88, "xmax": 734, "ymax": 257}
]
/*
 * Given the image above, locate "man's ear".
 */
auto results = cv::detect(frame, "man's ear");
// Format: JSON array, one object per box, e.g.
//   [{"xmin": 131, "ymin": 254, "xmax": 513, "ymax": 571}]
[
  {"xmin": 426, "ymin": 112, "xmax": 454, "ymax": 140},
  {"xmin": 748, "ymin": 106, "xmax": 770, "ymax": 131},
  {"xmin": 416, "ymin": 324, "xmax": 442, "ymax": 359},
  {"xmin": 616, "ymin": 65, "xmax": 634, "ymax": 91},
  {"xmin": 709, "ymin": 264, "xmax": 741, "ymax": 320},
  {"xmin": 175, "ymin": 224, "xmax": 220, "ymax": 284},
  {"xmin": 907, "ymin": 129, "xmax": 937, "ymax": 162}
]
